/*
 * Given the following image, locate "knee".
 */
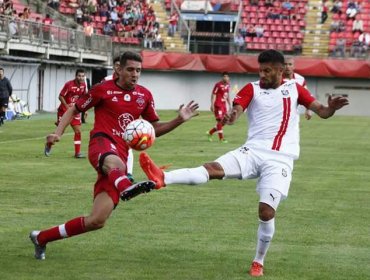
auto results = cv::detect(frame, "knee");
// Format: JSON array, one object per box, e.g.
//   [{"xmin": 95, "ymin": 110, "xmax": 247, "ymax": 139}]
[
  {"xmin": 258, "ymin": 203, "xmax": 275, "ymax": 221},
  {"xmin": 85, "ymin": 216, "xmax": 106, "ymax": 231}
]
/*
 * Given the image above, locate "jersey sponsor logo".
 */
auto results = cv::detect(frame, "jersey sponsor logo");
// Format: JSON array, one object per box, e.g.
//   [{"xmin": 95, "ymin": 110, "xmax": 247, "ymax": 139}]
[
  {"xmin": 114, "ymin": 113, "xmax": 134, "ymax": 139},
  {"xmin": 136, "ymin": 97, "xmax": 145, "ymax": 108},
  {"xmin": 124, "ymin": 94, "xmax": 131, "ymax": 101},
  {"xmin": 107, "ymin": 90, "xmax": 123, "ymax": 95},
  {"xmin": 132, "ymin": 91, "xmax": 144, "ymax": 96},
  {"xmin": 281, "ymin": 90, "xmax": 289, "ymax": 96},
  {"xmin": 259, "ymin": 91, "xmax": 270, "ymax": 95},
  {"xmin": 80, "ymin": 97, "xmax": 92, "ymax": 109}
]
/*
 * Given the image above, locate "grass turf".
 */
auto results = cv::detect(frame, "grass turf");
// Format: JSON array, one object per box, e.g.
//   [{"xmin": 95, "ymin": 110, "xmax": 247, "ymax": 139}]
[{"xmin": 0, "ymin": 111, "xmax": 369, "ymax": 280}]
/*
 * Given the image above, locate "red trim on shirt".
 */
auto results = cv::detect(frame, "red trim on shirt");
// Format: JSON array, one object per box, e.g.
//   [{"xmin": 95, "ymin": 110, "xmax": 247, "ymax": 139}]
[{"xmin": 272, "ymin": 97, "xmax": 291, "ymax": 151}]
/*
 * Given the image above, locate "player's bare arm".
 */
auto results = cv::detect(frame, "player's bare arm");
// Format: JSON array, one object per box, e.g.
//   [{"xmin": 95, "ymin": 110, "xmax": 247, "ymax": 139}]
[
  {"xmin": 210, "ymin": 94, "xmax": 216, "ymax": 112},
  {"xmin": 46, "ymin": 105, "xmax": 79, "ymax": 145},
  {"xmin": 59, "ymin": 95, "xmax": 69, "ymax": 109},
  {"xmin": 151, "ymin": 100, "xmax": 199, "ymax": 137},
  {"xmin": 222, "ymin": 104, "xmax": 243, "ymax": 125},
  {"xmin": 309, "ymin": 95, "xmax": 349, "ymax": 119}
]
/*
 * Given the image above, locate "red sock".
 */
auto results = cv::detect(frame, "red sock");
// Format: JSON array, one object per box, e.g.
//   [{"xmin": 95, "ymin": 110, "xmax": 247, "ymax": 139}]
[
  {"xmin": 209, "ymin": 127, "xmax": 217, "ymax": 135},
  {"xmin": 108, "ymin": 168, "xmax": 132, "ymax": 193},
  {"xmin": 216, "ymin": 122, "xmax": 224, "ymax": 140},
  {"xmin": 74, "ymin": 132, "xmax": 81, "ymax": 155},
  {"xmin": 37, "ymin": 217, "xmax": 86, "ymax": 245}
]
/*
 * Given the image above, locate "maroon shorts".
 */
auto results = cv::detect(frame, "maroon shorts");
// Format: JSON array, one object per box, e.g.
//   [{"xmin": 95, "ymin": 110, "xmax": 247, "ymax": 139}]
[
  {"xmin": 213, "ymin": 106, "xmax": 227, "ymax": 121},
  {"xmin": 89, "ymin": 133, "xmax": 128, "ymax": 206},
  {"xmin": 57, "ymin": 109, "xmax": 82, "ymax": 127}
]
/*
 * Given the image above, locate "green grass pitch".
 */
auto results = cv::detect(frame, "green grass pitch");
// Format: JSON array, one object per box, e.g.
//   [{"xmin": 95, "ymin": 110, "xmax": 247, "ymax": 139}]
[{"xmin": 0, "ymin": 111, "xmax": 369, "ymax": 280}]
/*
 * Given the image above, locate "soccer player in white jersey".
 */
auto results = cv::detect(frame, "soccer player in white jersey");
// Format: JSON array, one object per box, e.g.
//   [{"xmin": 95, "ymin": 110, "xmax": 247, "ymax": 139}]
[
  {"xmin": 139, "ymin": 50, "xmax": 349, "ymax": 277},
  {"xmin": 102, "ymin": 56, "xmax": 135, "ymax": 182},
  {"xmin": 283, "ymin": 56, "xmax": 313, "ymax": 120}
]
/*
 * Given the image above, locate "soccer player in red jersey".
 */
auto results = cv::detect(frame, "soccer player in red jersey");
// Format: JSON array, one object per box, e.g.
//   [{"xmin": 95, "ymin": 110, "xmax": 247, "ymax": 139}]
[
  {"xmin": 30, "ymin": 51, "xmax": 199, "ymax": 260},
  {"xmin": 206, "ymin": 72, "xmax": 231, "ymax": 143},
  {"xmin": 102, "ymin": 56, "xmax": 134, "ymax": 183},
  {"xmin": 44, "ymin": 69, "xmax": 87, "ymax": 158},
  {"xmin": 140, "ymin": 50, "xmax": 348, "ymax": 277}
]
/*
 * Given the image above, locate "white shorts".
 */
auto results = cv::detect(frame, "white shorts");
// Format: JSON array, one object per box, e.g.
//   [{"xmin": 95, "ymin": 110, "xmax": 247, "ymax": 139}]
[{"xmin": 215, "ymin": 146, "xmax": 294, "ymax": 201}]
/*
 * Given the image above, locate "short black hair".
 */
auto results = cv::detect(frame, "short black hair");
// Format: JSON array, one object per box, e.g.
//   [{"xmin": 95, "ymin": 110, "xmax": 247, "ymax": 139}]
[
  {"xmin": 0, "ymin": 67, "xmax": 4, "ymax": 72},
  {"xmin": 120, "ymin": 51, "xmax": 142, "ymax": 67},
  {"xmin": 222, "ymin": 72, "xmax": 229, "ymax": 76},
  {"xmin": 75, "ymin": 69, "xmax": 85, "ymax": 76},
  {"xmin": 113, "ymin": 55, "xmax": 120, "ymax": 64},
  {"xmin": 258, "ymin": 49, "xmax": 285, "ymax": 65}
]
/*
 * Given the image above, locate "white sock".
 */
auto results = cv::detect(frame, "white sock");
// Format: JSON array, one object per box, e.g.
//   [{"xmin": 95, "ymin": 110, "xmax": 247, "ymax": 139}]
[
  {"xmin": 164, "ymin": 166, "xmax": 209, "ymax": 185},
  {"xmin": 253, "ymin": 218, "xmax": 275, "ymax": 266},
  {"xmin": 127, "ymin": 149, "xmax": 134, "ymax": 174}
]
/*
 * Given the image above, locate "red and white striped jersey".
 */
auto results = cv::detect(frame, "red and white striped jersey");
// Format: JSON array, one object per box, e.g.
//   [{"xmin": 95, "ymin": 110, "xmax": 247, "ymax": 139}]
[{"xmin": 234, "ymin": 80, "xmax": 315, "ymax": 159}]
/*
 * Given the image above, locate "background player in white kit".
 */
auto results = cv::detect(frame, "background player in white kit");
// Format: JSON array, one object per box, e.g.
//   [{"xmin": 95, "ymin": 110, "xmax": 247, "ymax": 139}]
[
  {"xmin": 103, "ymin": 56, "xmax": 135, "ymax": 182},
  {"xmin": 139, "ymin": 50, "xmax": 349, "ymax": 277},
  {"xmin": 283, "ymin": 56, "xmax": 313, "ymax": 120}
]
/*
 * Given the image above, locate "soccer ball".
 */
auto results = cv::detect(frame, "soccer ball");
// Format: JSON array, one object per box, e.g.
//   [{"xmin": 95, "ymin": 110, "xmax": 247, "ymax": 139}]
[{"xmin": 123, "ymin": 119, "xmax": 156, "ymax": 151}]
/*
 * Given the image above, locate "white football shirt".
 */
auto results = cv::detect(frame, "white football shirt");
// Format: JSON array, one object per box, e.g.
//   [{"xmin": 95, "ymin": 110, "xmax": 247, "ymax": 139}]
[{"xmin": 234, "ymin": 80, "xmax": 315, "ymax": 159}]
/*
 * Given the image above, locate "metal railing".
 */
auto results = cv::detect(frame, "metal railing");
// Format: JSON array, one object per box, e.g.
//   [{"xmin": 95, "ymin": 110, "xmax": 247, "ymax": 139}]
[{"xmin": 0, "ymin": 15, "xmax": 111, "ymax": 56}]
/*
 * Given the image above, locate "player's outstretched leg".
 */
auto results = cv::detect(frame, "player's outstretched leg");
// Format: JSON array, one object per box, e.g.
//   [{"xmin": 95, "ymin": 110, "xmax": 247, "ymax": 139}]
[
  {"xmin": 139, "ymin": 152, "xmax": 166, "ymax": 189},
  {"xmin": 120, "ymin": 180, "xmax": 156, "ymax": 201},
  {"xmin": 29, "ymin": 231, "xmax": 46, "ymax": 260}
]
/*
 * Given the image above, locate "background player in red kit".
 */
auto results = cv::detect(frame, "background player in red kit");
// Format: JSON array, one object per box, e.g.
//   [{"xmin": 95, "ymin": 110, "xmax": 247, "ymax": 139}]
[
  {"xmin": 44, "ymin": 69, "xmax": 87, "ymax": 158},
  {"xmin": 206, "ymin": 72, "xmax": 231, "ymax": 143},
  {"xmin": 30, "ymin": 51, "xmax": 199, "ymax": 260}
]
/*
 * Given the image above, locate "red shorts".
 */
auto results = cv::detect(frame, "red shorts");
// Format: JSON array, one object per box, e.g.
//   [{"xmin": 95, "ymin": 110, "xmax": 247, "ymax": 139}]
[
  {"xmin": 88, "ymin": 133, "xmax": 128, "ymax": 206},
  {"xmin": 57, "ymin": 109, "xmax": 82, "ymax": 127},
  {"xmin": 213, "ymin": 106, "xmax": 227, "ymax": 121}
]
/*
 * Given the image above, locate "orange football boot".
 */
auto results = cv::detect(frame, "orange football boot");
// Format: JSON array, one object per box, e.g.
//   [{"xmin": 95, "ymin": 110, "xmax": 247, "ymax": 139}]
[
  {"xmin": 139, "ymin": 152, "xmax": 166, "ymax": 189},
  {"xmin": 249, "ymin": 261, "xmax": 264, "ymax": 277}
]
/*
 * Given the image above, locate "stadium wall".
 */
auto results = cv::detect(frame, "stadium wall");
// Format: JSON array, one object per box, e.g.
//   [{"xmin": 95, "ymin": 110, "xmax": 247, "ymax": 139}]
[{"xmin": 140, "ymin": 70, "xmax": 370, "ymax": 116}]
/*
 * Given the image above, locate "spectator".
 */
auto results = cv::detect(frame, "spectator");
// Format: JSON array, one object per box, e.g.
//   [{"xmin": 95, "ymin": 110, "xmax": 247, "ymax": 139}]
[
  {"xmin": 282, "ymin": 0, "xmax": 294, "ymax": 19},
  {"xmin": 255, "ymin": 25, "xmax": 264, "ymax": 38},
  {"xmin": 8, "ymin": 18, "xmax": 17, "ymax": 37},
  {"xmin": 153, "ymin": 31, "xmax": 163, "ymax": 50},
  {"xmin": 32, "ymin": 17, "xmax": 42, "ymax": 40},
  {"xmin": 358, "ymin": 32, "xmax": 370, "ymax": 48},
  {"xmin": 321, "ymin": 0, "xmax": 328, "ymax": 24},
  {"xmin": 352, "ymin": 17, "xmax": 363, "ymax": 34},
  {"xmin": 346, "ymin": 1, "xmax": 359, "ymax": 20},
  {"xmin": 75, "ymin": 7, "xmax": 83, "ymax": 24},
  {"xmin": 250, "ymin": 0, "xmax": 258, "ymax": 5},
  {"xmin": 84, "ymin": 21, "xmax": 94, "ymax": 48},
  {"xmin": 332, "ymin": 38, "xmax": 346, "ymax": 57},
  {"xmin": 42, "ymin": 14, "xmax": 53, "ymax": 42},
  {"xmin": 103, "ymin": 20, "xmax": 114, "ymax": 36},
  {"xmin": 0, "ymin": 67, "xmax": 13, "ymax": 126},
  {"xmin": 330, "ymin": 19, "xmax": 345, "ymax": 32},
  {"xmin": 239, "ymin": 23, "xmax": 247, "ymax": 38},
  {"xmin": 233, "ymin": 32, "xmax": 245, "ymax": 54},
  {"xmin": 168, "ymin": 11, "xmax": 178, "ymax": 37},
  {"xmin": 110, "ymin": 7, "xmax": 119, "ymax": 23},
  {"xmin": 331, "ymin": 0, "xmax": 343, "ymax": 14},
  {"xmin": 350, "ymin": 38, "xmax": 365, "ymax": 58},
  {"xmin": 264, "ymin": 0, "xmax": 274, "ymax": 7},
  {"xmin": 246, "ymin": 24, "xmax": 256, "ymax": 37}
]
